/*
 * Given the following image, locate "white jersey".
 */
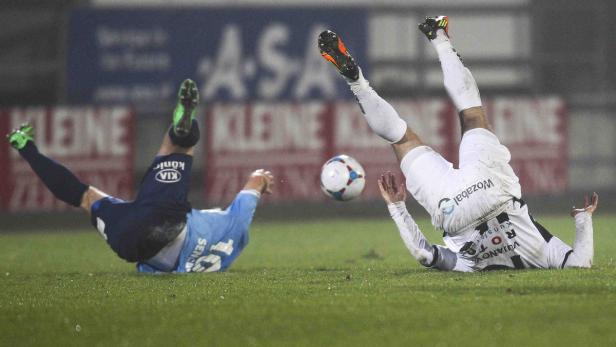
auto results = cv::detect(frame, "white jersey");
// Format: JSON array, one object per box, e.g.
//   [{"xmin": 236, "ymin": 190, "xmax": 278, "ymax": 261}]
[
  {"xmin": 440, "ymin": 199, "xmax": 573, "ymax": 271},
  {"xmin": 399, "ymin": 128, "xmax": 575, "ymax": 271},
  {"xmin": 389, "ymin": 197, "xmax": 589, "ymax": 272}
]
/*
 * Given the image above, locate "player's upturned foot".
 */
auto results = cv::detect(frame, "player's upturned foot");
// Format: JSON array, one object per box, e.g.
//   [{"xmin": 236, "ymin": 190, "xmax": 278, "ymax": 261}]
[
  {"xmin": 318, "ymin": 30, "xmax": 359, "ymax": 81},
  {"xmin": 173, "ymin": 79, "xmax": 199, "ymax": 137},
  {"xmin": 7, "ymin": 123, "xmax": 34, "ymax": 150},
  {"xmin": 418, "ymin": 15, "xmax": 449, "ymax": 40}
]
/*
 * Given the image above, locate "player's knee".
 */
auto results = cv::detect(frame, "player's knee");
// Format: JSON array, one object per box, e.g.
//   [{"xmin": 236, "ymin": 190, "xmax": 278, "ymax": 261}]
[
  {"xmin": 459, "ymin": 107, "xmax": 490, "ymax": 132},
  {"xmin": 81, "ymin": 187, "xmax": 108, "ymax": 212},
  {"xmin": 395, "ymin": 128, "xmax": 423, "ymax": 147},
  {"xmin": 392, "ymin": 129, "xmax": 424, "ymax": 162}
]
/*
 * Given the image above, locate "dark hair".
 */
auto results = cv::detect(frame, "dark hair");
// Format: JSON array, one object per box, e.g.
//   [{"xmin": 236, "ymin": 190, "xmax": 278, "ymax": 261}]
[{"xmin": 138, "ymin": 220, "xmax": 186, "ymax": 261}]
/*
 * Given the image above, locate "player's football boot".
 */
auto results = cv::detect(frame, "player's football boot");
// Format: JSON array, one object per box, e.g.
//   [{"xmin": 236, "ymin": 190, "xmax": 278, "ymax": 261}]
[
  {"xmin": 6, "ymin": 123, "xmax": 34, "ymax": 150},
  {"xmin": 418, "ymin": 15, "xmax": 449, "ymax": 40},
  {"xmin": 318, "ymin": 30, "xmax": 359, "ymax": 81},
  {"xmin": 173, "ymin": 78, "xmax": 199, "ymax": 137}
]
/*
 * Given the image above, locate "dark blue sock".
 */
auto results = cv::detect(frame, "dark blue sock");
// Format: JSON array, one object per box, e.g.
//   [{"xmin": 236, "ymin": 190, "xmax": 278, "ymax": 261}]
[
  {"xmin": 18, "ymin": 142, "xmax": 89, "ymax": 207},
  {"xmin": 168, "ymin": 119, "xmax": 200, "ymax": 148}
]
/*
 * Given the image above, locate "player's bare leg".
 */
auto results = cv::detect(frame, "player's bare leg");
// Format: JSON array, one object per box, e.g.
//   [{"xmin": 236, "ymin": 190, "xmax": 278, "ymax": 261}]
[
  {"xmin": 318, "ymin": 30, "xmax": 422, "ymax": 162},
  {"xmin": 80, "ymin": 187, "xmax": 108, "ymax": 212},
  {"xmin": 419, "ymin": 16, "xmax": 491, "ymax": 134},
  {"xmin": 391, "ymin": 130, "xmax": 423, "ymax": 161}
]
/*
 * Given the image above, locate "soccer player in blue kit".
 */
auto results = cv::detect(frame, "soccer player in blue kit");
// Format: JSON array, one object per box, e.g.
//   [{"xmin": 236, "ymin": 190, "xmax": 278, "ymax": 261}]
[{"xmin": 7, "ymin": 79, "xmax": 274, "ymax": 273}]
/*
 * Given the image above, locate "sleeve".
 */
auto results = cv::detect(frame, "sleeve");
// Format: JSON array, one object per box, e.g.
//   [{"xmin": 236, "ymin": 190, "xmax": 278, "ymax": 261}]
[
  {"xmin": 227, "ymin": 190, "xmax": 261, "ymax": 229},
  {"xmin": 430, "ymin": 245, "xmax": 475, "ymax": 272},
  {"xmin": 387, "ymin": 201, "xmax": 476, "ymax": 272},
  {"xmin": 545, "ymin": 236, "xmax": 573, "ymax": 269},
  {"xmin": 546, "ymin": 212, "xmax": 593, "ymax": 269},
  {"xmin": 387, "ymin": 201, "xmax": 434, "ymax": 266},
  {"xmin": 562, "ymin": 212, "xmax": 593, "ymax": 268},
  {"xmin": 229, "ymin": 190, "xmax": 260, "ymax": 210},
  {"xmin": 387, "ymin": 201, "xmax": 474, "ymax": 272}
]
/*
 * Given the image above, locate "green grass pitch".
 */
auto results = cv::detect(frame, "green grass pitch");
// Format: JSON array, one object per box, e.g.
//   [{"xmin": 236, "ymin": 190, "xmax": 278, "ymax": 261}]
[{"xmin": 1, "ymin": 215, "xmax": 615, "ymax": 346}]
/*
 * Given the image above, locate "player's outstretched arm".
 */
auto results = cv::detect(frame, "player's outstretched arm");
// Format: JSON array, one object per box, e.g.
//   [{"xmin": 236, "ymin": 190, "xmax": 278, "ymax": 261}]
[
  {"xmin": 378, "ymin": 172, "xmax": 435, "ymax": 267},
  {"xmin": 225, "ymin": 169, "xmax": 275, "ymax": 230},
  {"xmin": 379, "ymin": 172, "xmax": 469, "ymax": 271},
  {"xmin": 563, "ymin": 193, "xmax": 599, "ymax": 269}
]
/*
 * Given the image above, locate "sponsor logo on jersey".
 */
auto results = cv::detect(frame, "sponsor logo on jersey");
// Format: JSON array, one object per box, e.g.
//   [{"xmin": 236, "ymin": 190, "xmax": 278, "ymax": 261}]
[
  {"xmin": 156, "ymin": 169, "xmax": 182, "ymax": 183},
  {"xmin": 480, "ymin": 241, "xmax": 520, "ymax": 260},
  {"xmin": 154, "ymin": 161, "xmax": 185, "ymax": 183},
  {"xmin": 438, "ymin": 198, "xmax": 455, "ymax": 215},
  {"xmin": 442, "ymin": 178, "xmax": 495, "ymax": 209},
  {"xmin": 463, "ymin": 213, "xmax": 520, "ymax": 259},
  {"xmin": 154, "ymin": 161, "xmax": 185, "ymax": 171}
]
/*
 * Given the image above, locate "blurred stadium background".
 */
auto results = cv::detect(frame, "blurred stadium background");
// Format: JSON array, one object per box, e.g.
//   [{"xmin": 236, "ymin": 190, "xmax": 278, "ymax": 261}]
[{"xmin": 1, "ymin": 0, "xmax": 615, "ymax": 229}]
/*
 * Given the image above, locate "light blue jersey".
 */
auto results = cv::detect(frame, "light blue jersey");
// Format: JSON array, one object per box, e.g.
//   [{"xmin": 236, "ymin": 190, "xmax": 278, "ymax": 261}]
[{"xmin": 137, "ymin": 191, "xmax": 260, "ymax": 273}]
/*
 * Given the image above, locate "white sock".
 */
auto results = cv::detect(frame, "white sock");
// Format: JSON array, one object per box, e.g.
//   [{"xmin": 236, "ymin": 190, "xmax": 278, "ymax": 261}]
[
  {"xmin": 347, "ymin": 69, "xmax": 408, "ymax": 143},
  {"xmin": 431, "ymin": 30, "xmax": 482, "ymax": 112},
  {"xmin": 347, "ymin": 68, "xmax": 370, "ymax": 94},
  {"xmin": 431, "ymin": 28, "xmax": 450, "ymax": 46}
]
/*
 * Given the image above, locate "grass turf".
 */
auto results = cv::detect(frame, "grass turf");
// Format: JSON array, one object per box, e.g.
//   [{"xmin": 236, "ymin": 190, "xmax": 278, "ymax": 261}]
[{"xmin": 1, "ymin": 215, "xmax": 615, "ymax": 346}]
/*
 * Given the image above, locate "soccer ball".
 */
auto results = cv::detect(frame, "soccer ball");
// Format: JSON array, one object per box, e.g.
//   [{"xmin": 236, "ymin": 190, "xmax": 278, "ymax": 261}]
[{"xmin": 320, "ymin": 154, "xmax": 366, "ymax": 201}]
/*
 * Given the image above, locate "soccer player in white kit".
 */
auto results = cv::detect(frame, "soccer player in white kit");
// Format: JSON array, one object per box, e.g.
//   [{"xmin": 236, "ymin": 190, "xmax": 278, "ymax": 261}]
[{"xmin": 319, "ymin": 16, "xmax": 599, "ymax": 271}]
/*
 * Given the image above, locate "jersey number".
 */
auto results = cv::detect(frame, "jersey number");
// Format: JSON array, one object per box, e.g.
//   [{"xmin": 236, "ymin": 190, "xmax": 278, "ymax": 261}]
[{"xmin": 191, "ymin": 240, "xmax": 234, "ymax": 273}]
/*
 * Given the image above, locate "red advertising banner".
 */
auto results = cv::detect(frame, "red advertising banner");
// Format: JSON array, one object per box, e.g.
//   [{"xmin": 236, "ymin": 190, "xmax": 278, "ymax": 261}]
[
  {"xmin": 332, "ymin": 99, "xmax": 455, "ymax": 200},
  {"xmin": 205, "ymin": 97, "xmax": 568, "ymax": 203},
  {"xmin": 486, "ymin": 97, "xmax": 568, "ymax": 193},
  {"xmin": 0, "ymin": 107, "xmax": 134, "ymax": 212},
  {"xmin": 205, "ymin": 103, "xmax": 331, "ymax": 203}
]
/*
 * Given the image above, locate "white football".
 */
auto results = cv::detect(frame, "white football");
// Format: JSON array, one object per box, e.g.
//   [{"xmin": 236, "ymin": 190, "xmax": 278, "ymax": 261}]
[{"xmin": 320, "ymin": 154, "xmax": 366, "ymax": 201}]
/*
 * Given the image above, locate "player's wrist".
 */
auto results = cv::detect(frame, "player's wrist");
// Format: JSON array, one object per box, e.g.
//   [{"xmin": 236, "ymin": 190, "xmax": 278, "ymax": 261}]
[
  {"xmin": 240, "ymin": 189, "xmax": 261, "ymax": 198},
  {"xmin": 574, "ymin": 211, "xmax": 591, "ymax": 223},
  {"xmin": 244, "ymin": 176, "xmax": 266, "ymax": 194},
  {"xmin": 387, "ymin": 201, "xmax": 407, "ymax": 218}
]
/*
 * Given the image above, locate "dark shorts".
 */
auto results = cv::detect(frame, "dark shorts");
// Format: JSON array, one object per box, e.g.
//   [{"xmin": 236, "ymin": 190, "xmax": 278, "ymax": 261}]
[{"xmin": 91, "ymin": 153, "xmax": 193, "ymax": 262}]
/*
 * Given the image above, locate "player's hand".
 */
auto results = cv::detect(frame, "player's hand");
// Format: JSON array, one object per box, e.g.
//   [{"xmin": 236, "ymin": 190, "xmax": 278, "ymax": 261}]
[
  {"xmin": 378, "ymin": 171, "xmax": 406, "ymax": 204},
  {"xmin": 244, "ymin": 169, "xmax": 274, "ymax": 195},
  {"xmin": 570, "ymin": 192, "xmax": 599, "ymax": 217}
]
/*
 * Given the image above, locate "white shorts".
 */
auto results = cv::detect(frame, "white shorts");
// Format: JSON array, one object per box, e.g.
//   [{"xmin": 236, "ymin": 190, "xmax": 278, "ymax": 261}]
[{"xmin": 401, "ymin": 128, "xmax": 522, "ymax": 234}]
